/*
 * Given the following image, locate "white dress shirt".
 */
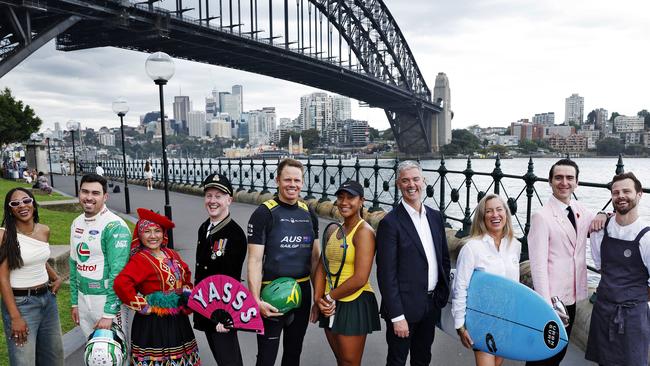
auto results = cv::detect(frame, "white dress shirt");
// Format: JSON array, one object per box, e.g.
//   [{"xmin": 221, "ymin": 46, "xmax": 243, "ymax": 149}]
[
  {"xmin": 452, "ymin": 234, "xmax": 521, "ymax": 329},
  {"xmin": 403, "ymin": 201, "xmax": 438, "ymax": 292},
  {"xmin": 590, "ymin": 217, "xmax": 650, "ymax": 286}
]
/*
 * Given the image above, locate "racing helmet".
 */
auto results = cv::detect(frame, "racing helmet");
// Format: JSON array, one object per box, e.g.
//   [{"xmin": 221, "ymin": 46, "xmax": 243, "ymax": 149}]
[
  {"xmin": 84, "ymin": 323, "xmax": 127, "ymax": 366},
  {"xmin": 261, "ymin": 277, "xmax": 302, "ymax": 313}
]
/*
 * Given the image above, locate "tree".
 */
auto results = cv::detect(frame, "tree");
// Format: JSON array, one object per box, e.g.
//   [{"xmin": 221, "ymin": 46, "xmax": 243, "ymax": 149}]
[
  {"xmin": 441, "ymin": 129, "xmax": 482, "ymax": 155},
  {"xmin": 518, "ymin": 140, "xmax": 539, "ymax": 154},
  {"xmin": 368, "ymin": 127, "xmax": 380, "ymax": 141},
  {"xmin": 380, "ymin": 128, "xmax": 394, "ymax": 140},
  {"xmin": 301, "ymin": 129, "xmax": 320, "ymax": 149},
  {"xmin": 638, "ymin": 109, "xmax": 650, "ymax": 130},
  {"xmin": 587, "ymin": 110, "xmax": 598, "ymax": 124},
  {"xmin": 488, "ymin": 144, "xmax": 509, "ymax": 156},
  {"xmin": 596, "ymin": 137, "xmax": 624, "ymax": 156},
  {"xmin": 624, "ymin": 144, "xmax": 645, "ymax": 156},
  {"xmin": 609, "ymin": 112, "xmax": 620, "ymax": 123},
  {"xmin": 0, "ymin": 88, "xmax": 42, "ymax": 146}
]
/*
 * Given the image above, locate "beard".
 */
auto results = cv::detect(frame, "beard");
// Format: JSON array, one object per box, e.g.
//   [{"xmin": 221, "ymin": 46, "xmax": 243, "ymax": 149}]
[{"xmin": 614, "ymin": 198, "xmax": 637, "ymax": 215}]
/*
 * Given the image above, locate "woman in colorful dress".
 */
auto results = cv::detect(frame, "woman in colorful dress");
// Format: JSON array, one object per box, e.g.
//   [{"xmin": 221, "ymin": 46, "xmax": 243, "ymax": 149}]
[
  {"xmin": 114, "ymin": 208, "xmax": 200, "ymax": 365},
  {"xmin": 0, "ymin": 187, "xmax": 64, "ymax": 366},
  {"xmin": 452, "ymin": 194, "xmax": 521, "ymax": 366},
  {"xmin": 312, "ymin": 180, "xmax": 381, "ymax": 366}
]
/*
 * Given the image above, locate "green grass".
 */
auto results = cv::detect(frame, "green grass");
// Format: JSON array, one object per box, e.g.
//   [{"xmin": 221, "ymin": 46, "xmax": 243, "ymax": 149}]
[
  {"xmin": 0, "ymin": 284, "xmax": 73, "ymax": 365},
  {"xmin": 0, "ymin": 178, "xmax": 66, "ymax": 202}
]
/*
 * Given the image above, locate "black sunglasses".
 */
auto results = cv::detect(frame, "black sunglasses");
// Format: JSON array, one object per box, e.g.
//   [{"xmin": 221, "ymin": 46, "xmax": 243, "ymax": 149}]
[{"xmin": 8, "ymin": 197, "xmax": 34, "ymax": 207}]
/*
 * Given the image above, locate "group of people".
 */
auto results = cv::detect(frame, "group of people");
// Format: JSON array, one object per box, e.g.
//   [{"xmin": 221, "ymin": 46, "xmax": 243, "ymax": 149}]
[
  {"xmin": 0, "ymin": 157, "xmax": 648, "ymax": 366},
  {"xmin": 21, "ymin": 169, "xmax": 52, "ymax": 195}
]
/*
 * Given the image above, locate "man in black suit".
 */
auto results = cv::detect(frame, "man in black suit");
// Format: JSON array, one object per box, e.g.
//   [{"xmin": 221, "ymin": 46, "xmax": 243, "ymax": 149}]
[{"xmin": 376, "ymin": 160, "xmax": 451, "ymax": 366}]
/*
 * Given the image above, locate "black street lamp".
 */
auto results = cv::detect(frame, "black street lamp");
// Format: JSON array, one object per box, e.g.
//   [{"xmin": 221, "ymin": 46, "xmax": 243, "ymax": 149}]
[
  {"xmin": 46, "ymin": 137, "xmax": 54, "ymax": 187},
  {"xmin": 67, "ymin": 121, "xmax": 80, "ymax": 197},
  {"xmin": 145, "ymin": 51, "xmax": 175, "ymax": 248},
  {"xmin": 112, "ymin": 97, "xmax": 131, "ymax": 214}
]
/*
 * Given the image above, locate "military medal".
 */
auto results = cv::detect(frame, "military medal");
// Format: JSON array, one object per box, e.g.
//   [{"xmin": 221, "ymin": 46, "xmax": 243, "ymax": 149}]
[{"xmin": 211, "ymin": 238, "xmax": 228, "ymax": 259}]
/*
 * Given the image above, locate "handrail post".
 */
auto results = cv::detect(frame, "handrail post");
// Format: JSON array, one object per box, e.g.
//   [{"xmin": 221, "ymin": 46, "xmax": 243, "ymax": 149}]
[
  {"xmin": 262, "ymin": 158, "xmax": 270, "ymax": 194},
  {"xmin": 192, "ymin": 159, "xmax": 197, "ymax": 185},
  {"xmin": 238, "ymin": 159, "xmax": 245, "ymax": 192},
  {"xmin": 456, "ymin": 157, "xmax": 473, "ymax": 237},
  {"xmin": 393, "ymin": 158, "xmax": 400, "ymax": 207},
  {"xmin": 492, "ymin": 154, "xmax": 503, "ymax": 194},
  {"xmin": 438, "ymin": 156, "xmax": 448, "ymax": 224},
  {"xmin": 305, "ymin": 157, "xmax": 315, "ymax": 200},
  {"xmin": 521, "ymin": 157, "xmax": 537, "ymax": 261},
  {"xmin": 369, "ymin": 156, "xmax": 381, "ymax": 212},
  {"xmin": 249, "ymin": 159, "xmax": 256, "ymax": 192},
  {"xmin": 319, "ymin": 159, "xmax": 329, "ymax": 202}
]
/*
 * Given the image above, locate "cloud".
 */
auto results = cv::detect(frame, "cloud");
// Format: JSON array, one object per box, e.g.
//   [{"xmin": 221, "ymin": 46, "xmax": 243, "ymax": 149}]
[{"xmin": 1, "ymin": 0, "xmax": 649, "ymax": 134}]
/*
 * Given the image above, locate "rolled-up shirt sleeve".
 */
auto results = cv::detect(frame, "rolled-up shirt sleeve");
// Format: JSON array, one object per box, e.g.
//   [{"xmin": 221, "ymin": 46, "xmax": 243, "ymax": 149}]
[{"xmin": 589, "ymin": 230, "xmax": 604, "ymax": 271}]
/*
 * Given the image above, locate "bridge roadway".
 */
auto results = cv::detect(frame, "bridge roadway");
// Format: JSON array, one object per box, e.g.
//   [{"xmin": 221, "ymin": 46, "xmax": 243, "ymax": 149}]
[{"xmin": 50, "ymin": 175, "xmax": 593, "ymax": 365}]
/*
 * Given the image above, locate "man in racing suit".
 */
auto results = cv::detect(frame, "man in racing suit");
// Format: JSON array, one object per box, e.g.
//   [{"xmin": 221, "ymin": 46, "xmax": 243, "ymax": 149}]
[{"xmin": 69, "ymin": 173, "xmax": 131, "ymax": 337}]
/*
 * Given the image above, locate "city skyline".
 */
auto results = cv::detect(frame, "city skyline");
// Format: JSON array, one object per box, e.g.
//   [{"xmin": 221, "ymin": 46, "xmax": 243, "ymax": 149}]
[{"xmin": 1, "ymin": 0, "xmax": 649, "ymax": 133}]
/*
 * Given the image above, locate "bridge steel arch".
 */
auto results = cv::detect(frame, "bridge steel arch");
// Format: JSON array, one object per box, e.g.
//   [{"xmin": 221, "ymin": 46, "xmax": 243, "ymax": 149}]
[{"xmin": 0, "ymin": 0, "xmax": 447, "ymax": 154}]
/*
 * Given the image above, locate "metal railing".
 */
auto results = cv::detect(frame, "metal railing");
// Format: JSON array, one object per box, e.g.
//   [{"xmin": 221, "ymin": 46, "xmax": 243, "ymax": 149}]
[{"xmin": 84, "ymin": 155, "xmax": 646, "ymax": 266}]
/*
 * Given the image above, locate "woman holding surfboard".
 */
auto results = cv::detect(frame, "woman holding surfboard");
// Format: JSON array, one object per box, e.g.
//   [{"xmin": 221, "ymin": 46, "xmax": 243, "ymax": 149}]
[{"xmin": 452, "ymin": 194, "xmax": 521, "ymax": 366}]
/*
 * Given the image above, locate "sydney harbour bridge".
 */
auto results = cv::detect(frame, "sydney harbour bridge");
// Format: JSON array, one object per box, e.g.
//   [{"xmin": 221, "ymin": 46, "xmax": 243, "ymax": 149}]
[{"xmin": 0, "ymin": 0, "xmax": 452, "ymax": 154}]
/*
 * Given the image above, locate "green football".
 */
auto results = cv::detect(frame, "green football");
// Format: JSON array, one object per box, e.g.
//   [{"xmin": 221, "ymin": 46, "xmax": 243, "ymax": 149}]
[{"xmin": 261, "ymin": 277, "xmax": 302, "ymax": 313}]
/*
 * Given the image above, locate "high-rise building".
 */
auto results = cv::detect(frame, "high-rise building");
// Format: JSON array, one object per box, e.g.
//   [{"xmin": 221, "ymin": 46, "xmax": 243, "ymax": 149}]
[
  {"xmin": 300, "ymin": 92, "xmax": 333, "ymax": 135},
  {"xmin": 207, "ymin": 117, "xmax": 232, "ymax": 139},
  {"xmin": 173, "ymin": 96, "xmax": 191, "ymax": 134},
  {"xmin": 219, "ymin": 92, "xmax": 242, "ymax": 122},
  {"xmin": 98, "ymin": 127, "xmax": 115, "ymax": 146},
  {"xmin": 248, "ymin": 107, "xmax": 276, "ymax": 146},
  {"xmin": 433, "ymin": 72, "xmax": 452, "ymax": 148},
  {"xmin": 205, "ymin": 88, "xmax": 219, "ymax": 118},
  {"xmin": 232, "ymin": 85, "xmax": 243, "ymax": 113},
  {"xmin": 332, "ymin": 96, "xmax": 351, "ymax": 122},
  {"xmin": 188, "ymin": 111, "xmax": 207, "ymax": 137},
  {"xmin": 594, "ymin": 108, "xmax": 610, "ymax": 132},
  {"xmin": 564, "ymin": 93, "xmax": 584, "ymax": 124},
  {"xmin": 614, "ymin": 115, "xmax": 644, "ymax": 133}
]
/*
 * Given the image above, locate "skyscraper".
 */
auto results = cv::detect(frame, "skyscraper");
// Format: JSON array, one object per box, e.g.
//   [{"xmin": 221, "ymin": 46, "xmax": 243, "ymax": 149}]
[
  {"xmin": 565, "ymin": 93, "xmax": 584, "ymax": 124},
  {"xmin": 332, "ymin": 96, "xmax": 351, "ymax": 122},
  {"xmin": 188, "ymin": 111, "xmax": 207, "ymax": 137},
  {"xmin": 205, "ymin": 88, "xmax": 219, "ymax": 118},
  {"xmin": 299, "ymin": 92, "xmax": 333, "ymax": 135},
  {"xmin": 173, "ymin": 96, "xmax": 191, "ymax": 134}
]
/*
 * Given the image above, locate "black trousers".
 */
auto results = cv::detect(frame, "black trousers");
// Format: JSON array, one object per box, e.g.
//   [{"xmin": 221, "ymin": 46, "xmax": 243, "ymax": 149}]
[
  {"xmin": 525, "ymin": 303, "xmax": 576, "ymax": 366},
  {"xmin": 385, "ymin": 295, "xmax": 441, "ymax": 366},
  {"xmin": 204, "ymin": 329, "xmax": 243, "ymax": 366},
  {"xmin": 255, "ymin": 281, "xmax": 311, "ymax": 366}
]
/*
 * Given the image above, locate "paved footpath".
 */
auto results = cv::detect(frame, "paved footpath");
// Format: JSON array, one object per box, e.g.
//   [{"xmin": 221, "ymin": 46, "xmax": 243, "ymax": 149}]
[{"xmin": 50, "ymin": 175, "xmax": 593, "ymax": 365}]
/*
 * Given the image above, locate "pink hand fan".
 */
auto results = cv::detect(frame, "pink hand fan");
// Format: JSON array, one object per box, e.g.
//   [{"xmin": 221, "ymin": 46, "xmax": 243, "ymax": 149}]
[{"xmin": 189, "ymin": 274, "xmax": 264, "ymax": 334}]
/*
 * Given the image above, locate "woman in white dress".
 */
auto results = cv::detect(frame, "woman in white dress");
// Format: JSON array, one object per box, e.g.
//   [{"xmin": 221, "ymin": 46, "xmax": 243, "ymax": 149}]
[
  {"xmin": 452, "ymin": 194, "xmax": 521, "ymax": 366},
  {"xmin": 144, "ymin": 161, "xmax": 153, "ymax": 191}
]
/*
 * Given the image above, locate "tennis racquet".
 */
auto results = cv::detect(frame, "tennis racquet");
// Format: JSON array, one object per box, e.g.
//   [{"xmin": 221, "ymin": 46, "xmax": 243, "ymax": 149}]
[{"xmin": 321, "ymin": 222, "xmax": 349, "ymax": 328}]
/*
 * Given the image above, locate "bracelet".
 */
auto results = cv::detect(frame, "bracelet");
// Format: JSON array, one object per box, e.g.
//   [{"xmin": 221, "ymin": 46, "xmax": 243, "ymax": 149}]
[
  {"xmin": 325, "ymin": 294, "xmax": 334, "ymax": 303},
  {"xmin": 456, "ymin": 325, "xmax": 466, "ymax": 334}
]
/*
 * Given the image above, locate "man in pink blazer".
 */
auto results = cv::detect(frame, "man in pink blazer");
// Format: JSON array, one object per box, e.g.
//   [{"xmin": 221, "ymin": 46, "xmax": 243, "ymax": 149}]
[{"xmin": 527, "ymin": 159, "xmax": 605, "ymax": 366}]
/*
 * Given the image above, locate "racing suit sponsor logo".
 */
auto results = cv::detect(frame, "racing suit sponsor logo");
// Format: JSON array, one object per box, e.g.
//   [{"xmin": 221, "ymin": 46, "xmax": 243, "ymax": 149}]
[
  {"xmin": 89, "ymin": 230, "xmax": 99, "ymax": 235},
  {"xmin": 75, "ymin": 228, "xmax": 84, "ymax": 234},
  {"xmin": 76, "ymin": 242, "xmax": 91, "ymax": 262},
  {"xmin": 115, "ymin": 240, "xmax": 128, "ymax": 248},
  {"xmin": 279, "ymin": 218, "xmax": 310, "ymax": 224},
  {"xmin": 76, "ymin": 263, "xmax": 97, "ymax": 271}
]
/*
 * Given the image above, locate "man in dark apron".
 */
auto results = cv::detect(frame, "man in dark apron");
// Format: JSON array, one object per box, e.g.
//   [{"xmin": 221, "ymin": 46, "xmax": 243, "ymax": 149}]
[{"xmin": 586, "ymin": 172, "xmax": 650, "ymax": 366}]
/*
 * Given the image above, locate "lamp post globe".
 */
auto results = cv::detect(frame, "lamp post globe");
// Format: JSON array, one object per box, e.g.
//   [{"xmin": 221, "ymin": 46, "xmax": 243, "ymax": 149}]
[
  {"xmin": 112, "ymin": 98, "xmax": 129, "ymax": 116},
  {"xmin": 66, "ymin": 120, "xmax": 80, "ymax": 196},
  {"xmin": 145, "ymin": 52, "xmax": 175, "ymax": 85},
  {"xmin": 113, "ymin": 97, "xmax": 131, "ymax": 214},
  {"xmin": 146, "ymin": 51, "xmax": 175, "ymax": 247}
]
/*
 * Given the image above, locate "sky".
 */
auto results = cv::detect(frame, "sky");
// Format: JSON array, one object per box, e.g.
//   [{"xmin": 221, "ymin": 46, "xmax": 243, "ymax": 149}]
[{"xmin": 1, "ymin": 0, "xmax": 649, "ymax": 132}]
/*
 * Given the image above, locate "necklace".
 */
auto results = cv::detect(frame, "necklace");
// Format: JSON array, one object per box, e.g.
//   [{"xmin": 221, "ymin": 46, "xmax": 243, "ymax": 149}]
[{"xmin": 17, "ymin": 224, "xmax": 35, "ymax": 236}]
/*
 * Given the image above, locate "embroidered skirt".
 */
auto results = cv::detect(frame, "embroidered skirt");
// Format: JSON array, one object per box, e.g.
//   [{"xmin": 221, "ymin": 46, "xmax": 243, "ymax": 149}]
[{"xmin": 130, "ymin": 312, "xmax": 201, "ymax": 366}]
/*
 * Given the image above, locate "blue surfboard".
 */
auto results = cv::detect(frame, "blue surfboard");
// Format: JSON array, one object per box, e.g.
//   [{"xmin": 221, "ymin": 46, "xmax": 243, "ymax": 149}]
[{"xmin": 439, "ymin": 269, "xmax": 569, "ymax": 361}]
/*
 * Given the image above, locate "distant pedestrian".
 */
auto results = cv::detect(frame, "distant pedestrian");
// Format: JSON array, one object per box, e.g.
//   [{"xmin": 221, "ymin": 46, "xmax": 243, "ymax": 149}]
[
  {"xmin": 36, "ymin": 173, "xmax": 52, "ymax": 195},
  {"xmin": 59, "ymin": 160, "xmax": 68, "ymax": 176},
  {"xmin": 95, "ymin": 163, "xmax": 104, "ymax": 176},
  {"xmin": 144, "ymin": 161, "xmax": 153, "ymax": 191},
  {"xmin": 194, "ymin": 173, "xmax": 247, "ymax": 366}
]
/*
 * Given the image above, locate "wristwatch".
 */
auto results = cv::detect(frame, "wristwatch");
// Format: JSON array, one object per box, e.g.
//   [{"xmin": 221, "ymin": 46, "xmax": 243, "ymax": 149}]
[{"xmin": 325, "ymin": 293, "xmax": 334, "ymax": 303}]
